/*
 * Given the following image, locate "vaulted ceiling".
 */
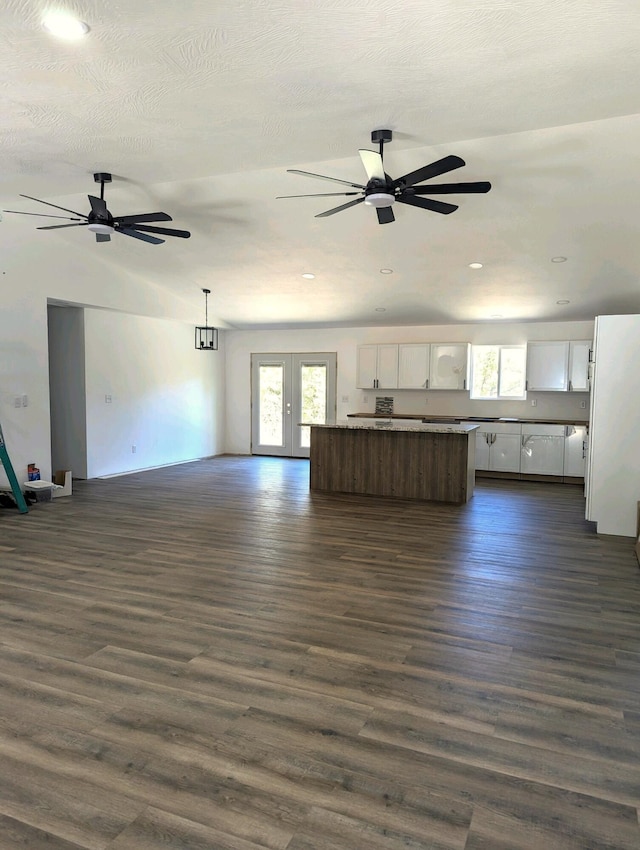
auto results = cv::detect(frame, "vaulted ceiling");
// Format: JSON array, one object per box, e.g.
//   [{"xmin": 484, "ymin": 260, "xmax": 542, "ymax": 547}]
[{"xmin": 1, "ymin": 0, "xmax": 640, "ymax": 328}]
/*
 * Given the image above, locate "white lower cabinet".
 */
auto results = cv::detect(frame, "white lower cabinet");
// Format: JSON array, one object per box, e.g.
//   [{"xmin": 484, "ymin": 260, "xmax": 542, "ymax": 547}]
[
  {"xmin": 475, "ymin": 423, "xmax": 522, "ymax": 472},
  {"xmin": 563, "ymin": 425, "xmax": 588, "ymax": 478},
  {"xmin": 520, "ymin": 424, "xmax": 565, "ymax": 475},
  {"xmin": 474, "ymin": 421, "xmax": 586, "ymax": 479}
]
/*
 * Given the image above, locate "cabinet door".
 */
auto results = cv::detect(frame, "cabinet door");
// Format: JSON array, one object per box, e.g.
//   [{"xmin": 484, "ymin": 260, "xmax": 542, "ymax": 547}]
[
  {"xmin": 376, "ymin": 344, "xmax": 399, "ymax": 389},
  {"xmin": 429, "ymin": 343, "xmax": 469, "ymax": 390},
  {"xmin": 521, "ymin": 435, "xmax": 565, "ymax": 474},
  {"xmin": 568, "ymin": 341, "xmax": 591, "ymax": 392},
  {"xmin": 563, "ymin": 425, "xmax": 587, "ymax": 477},
  {"xmin": 398, "ymin": 344, "xmax": 430, "ymax": 389},
  {"xmin": 526, "ymin": 341, "xmax": 569, "ymax": 391},
  {"xmin": 490, "ymin": 434, "xmax": 521, "ymax": 472},
  {"xmin": 475, "ymin": 432, "xmax": 490, "ymax": 470},
  {"xmin": 356, "ymin": 345, "xmax": 377, "ymax": 389}
]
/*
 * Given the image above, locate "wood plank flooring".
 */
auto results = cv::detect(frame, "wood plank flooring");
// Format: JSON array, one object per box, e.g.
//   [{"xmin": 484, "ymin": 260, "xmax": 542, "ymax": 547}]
[{"xmin": 0, "ymin": 456, "xmax": 639, "ymax": 850}]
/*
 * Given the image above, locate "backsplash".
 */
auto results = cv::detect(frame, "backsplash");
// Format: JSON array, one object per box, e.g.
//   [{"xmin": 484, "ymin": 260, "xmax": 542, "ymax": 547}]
[{"xmin": 358, "ymin": 388, "xmax": 590, "ymax": 421}]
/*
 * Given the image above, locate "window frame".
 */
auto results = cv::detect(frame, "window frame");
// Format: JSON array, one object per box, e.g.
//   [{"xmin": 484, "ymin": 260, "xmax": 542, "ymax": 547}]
[{"xmin": 470, "ymin": 343, "xmax": 527, "ymax": 401}]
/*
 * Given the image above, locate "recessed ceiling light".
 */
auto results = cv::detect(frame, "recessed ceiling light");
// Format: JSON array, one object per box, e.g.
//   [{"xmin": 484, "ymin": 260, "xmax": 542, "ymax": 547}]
[
  {"xmin": 375, "ymin": 307, "xmax": 386, "ymax": 312},
  {"xmin": 468, "ymin": 262, "xmax": 483, "ymax": 269},
  {"xmin": 379, "ymin": 268, "xmax": 393, "ymax": 274},
  {"xmin": 551, "ymin": 256, "xmax": 567, "ymax": 263},
  {"xmin": 301, "ymin": 273, "xmax": 315, "ymax": 279},
  {"xmin": 556, "ymin": 299, "xmax": 570, "ymax": 305},
  {"xmin": 42, "ymin": 11, "xmax": 90, "ymax": 39},
  {"xmin": 490, "ymin": 314, "xmax": 503, "ymax": 318}
]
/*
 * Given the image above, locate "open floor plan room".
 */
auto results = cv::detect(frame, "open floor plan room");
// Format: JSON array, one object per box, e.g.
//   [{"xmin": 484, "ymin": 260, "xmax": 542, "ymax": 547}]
[{"xmin": 0, "ymin": 456, "xmax": 639, "ymax": 850}]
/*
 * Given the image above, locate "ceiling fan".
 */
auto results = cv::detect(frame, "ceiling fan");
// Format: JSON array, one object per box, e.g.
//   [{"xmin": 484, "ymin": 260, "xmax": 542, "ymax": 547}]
[
  {"xmin": 277, "ymin": 129, "xmax": 491, "ymax": 224},
  {"xmin": 2, "ymin": 172, "xmax": 191, "ymax": 244}
]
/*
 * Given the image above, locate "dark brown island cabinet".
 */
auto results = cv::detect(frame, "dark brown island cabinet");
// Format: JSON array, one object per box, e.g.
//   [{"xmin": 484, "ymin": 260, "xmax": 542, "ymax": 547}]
[{"xmin": 309, "ymin": 422, "xmax": 479, "ymax": 504}]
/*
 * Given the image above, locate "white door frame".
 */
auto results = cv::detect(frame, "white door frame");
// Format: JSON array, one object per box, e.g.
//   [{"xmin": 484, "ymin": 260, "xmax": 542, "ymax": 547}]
[{"xmin": 251, "ymin": 352, "xmax": 337, "ymax": 458}]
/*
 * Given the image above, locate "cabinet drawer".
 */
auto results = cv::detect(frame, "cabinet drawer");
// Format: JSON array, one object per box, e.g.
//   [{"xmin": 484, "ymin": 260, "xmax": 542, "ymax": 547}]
[
  {"xmin": 474, "ymin": 422, "xmax": 522, "ymax": 435},
  {"xmin": 521, "ymin": 423, "xmax": 565, "ymax": 437}
]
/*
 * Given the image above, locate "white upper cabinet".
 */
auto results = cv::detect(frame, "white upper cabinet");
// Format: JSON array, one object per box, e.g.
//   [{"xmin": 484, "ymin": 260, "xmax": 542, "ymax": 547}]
[
  {"xmin": 568, "ymin": 340, "xmax": 592, "ymax": 392},
  {"xmin": 356, "ymin": 344, "xmax": 398, "ymax": 389},
  {"xmin": 398, "ymin": 344, "xmax": 431, "ymax": 389},
  {"xmin": 526, "ymin": 341, "xmax": 570, "ymax": 391},
  {"xmin": 429, "ymin": 343, "xmax": 470, "ymax": 390}
]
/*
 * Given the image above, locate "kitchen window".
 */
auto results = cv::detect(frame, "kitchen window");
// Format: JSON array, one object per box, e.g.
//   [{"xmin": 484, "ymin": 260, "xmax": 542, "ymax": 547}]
[{"xmin": 470, "ymin": 345, "xmax": 527, "ymax": 400}]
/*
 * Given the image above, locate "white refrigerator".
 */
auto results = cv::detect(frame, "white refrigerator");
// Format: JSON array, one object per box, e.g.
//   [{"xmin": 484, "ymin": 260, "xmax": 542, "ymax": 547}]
[{"xmin": 586, "ymin": 314, "xmax": 640, "ymax": 537}]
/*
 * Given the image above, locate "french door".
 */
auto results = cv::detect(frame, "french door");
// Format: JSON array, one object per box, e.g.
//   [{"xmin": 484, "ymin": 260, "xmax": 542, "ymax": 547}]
[{"xmin": 251, "ymin": 353, "xmax": 337, "ymax": 458}]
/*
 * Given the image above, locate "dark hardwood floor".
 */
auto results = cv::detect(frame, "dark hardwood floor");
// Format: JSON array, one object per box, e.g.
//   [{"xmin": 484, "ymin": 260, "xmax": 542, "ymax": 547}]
[{"xmin": 0, "ymin": 456, "xmax": 639, "ymax": 850}]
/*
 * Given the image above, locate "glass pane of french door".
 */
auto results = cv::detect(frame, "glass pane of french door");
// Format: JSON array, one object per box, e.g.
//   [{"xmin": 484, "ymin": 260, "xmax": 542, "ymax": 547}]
[
  {"xmin": 251, "ymin": 353, "xmax": 336, "ymax": 458},
  {"xmin": 258, "ymin": 364, "xmax": 286, "ymax": 447},
  {"xmin": 299, "ymin": 363, "xmax": 328, "ymax": 449}
]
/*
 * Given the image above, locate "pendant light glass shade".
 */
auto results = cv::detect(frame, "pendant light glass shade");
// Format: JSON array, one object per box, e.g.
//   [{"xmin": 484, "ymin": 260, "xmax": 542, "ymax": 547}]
[{"xmin": 195, "ymin": 288, "xmax": 219, "ymax": 350}]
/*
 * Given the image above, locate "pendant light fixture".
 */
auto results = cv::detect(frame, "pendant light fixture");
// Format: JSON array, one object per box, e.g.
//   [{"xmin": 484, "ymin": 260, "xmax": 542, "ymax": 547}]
[{"xmin": 195, "ymin": 288, "xmax": 218, "ymax": 350}]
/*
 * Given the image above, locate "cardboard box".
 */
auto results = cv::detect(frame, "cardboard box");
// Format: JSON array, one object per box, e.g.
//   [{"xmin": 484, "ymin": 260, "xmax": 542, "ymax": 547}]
[
  {"xmin": 52, "ymin": 470, "xmax": 72, "ymax": 498},
  {"xmin": 24, "ymin": 480, "xmax": 53, "ymax": 502}
]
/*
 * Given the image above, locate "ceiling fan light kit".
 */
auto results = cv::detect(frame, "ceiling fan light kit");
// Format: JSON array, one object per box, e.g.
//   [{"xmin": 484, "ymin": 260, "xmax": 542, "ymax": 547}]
[
  {"xmin": 364, "ymin": 192, "xmax": 395, "ymax": 208},
  {"xmin": 87, "ymin": 222, "xmax": 114, "ymax": 235},
  {"xmin": 278, "ymin": 129, "xmax": 491, "ymax": 224},
  {"xmin": 2, "ymin": 172, "xmax": 191, "ymax": 245}
]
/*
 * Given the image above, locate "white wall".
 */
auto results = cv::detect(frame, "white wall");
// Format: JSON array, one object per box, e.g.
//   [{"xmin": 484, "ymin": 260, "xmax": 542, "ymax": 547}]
[
  {"xmin": 224, "ymin": 320, "xmax": 595, "ymax": 454},
  {"xmin": 0, "ymin": 233, "xmax": 224, "ymax": 485},
  {"xmin": 587, "ymin": 314, "xmax": 640, "ymax": 537},
  {"xmin": 48, "ymin": 305, "xmax": 88, "ymax": 477},
  {"xmin": 84, "ymin": 309, "xmax": 225, "ymax": 478}
]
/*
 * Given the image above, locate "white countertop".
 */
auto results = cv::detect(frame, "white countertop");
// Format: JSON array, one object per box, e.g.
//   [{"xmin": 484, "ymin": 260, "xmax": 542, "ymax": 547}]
[{"xmin": 308, "ymin": 421, "xmax": 480, "ymax": 434}]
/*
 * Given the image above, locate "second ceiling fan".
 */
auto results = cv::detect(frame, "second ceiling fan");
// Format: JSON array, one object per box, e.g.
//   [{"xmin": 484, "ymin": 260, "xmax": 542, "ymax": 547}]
[{"xmin": 278, "ymin": 129, "xmax": 491, "ymax": 224}]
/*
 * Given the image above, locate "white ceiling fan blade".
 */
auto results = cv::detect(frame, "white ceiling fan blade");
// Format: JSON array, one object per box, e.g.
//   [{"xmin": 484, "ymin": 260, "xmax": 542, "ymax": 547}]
[{"xmin": 359, "ymin": 149, "xmax": 385, "ymax": 182}]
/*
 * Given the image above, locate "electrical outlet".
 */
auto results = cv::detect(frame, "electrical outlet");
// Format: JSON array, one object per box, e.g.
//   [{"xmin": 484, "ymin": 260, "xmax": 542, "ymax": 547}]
[
  {"xmin": 531, "ymin": 399, "xmax": 537, "ymax": 407},
  {"xmin": 341, "ymin": 395, "xmax": 349, "ymax": 403},
  {"xmin": 362, "ymin": 395, "xmax": 369, "ymax": 404},
  {"xmin": 105, "ymin": 394, "xmax": 112, "ymax": 404},
  {"xmin": 22, "ymin": 395, "xmax": 28, "ymax": 407},
  {"xmin": 579, "ymin": 400, "xmax": 586, "ymax": 409},
  {"xmin": 131, "ymin": 445, "xmax": 137, "ymax": 453},
  {"xmin": 14, "ymin": 396, "xmax": 21, "ymax": 408}
]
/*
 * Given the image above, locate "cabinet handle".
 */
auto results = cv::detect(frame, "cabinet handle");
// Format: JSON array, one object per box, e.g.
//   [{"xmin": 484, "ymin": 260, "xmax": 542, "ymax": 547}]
[
  {"xmin": 463, "ymin": 379, "xmax": 466, "ymax": 390},
  {"xmin": 525, "ymin": 380, "xmax": 529, "ymax": 391},
  {"xmin": 484, "ymin": 433, "xmax": 490, "ymax": 445},
  {"xmin": 425, "ymin": 379, "xmax": 429, "ymax": 389},
  {"xmin": 568, "ymin": 380, "xmax": 573, "ymax": 391},
  {"xmin": 588, "ymin": 348, "xmax": 594, "ymax": 362},
  {"xmin": 491, "ymin": 433, "xmax": 496, "ymax": 444}
]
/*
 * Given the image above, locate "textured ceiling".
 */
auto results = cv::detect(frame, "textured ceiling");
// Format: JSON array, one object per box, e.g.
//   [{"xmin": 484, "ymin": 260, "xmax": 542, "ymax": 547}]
[{"xmin": 1, "ymin": 0, "xmax": 640, "ymax": 328}]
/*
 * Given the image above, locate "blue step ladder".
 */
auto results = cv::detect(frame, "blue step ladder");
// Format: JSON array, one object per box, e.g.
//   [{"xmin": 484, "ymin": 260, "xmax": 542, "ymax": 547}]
[{"xmin": 0, "ymin": 421, "xmax": 28, "ymax": 514}]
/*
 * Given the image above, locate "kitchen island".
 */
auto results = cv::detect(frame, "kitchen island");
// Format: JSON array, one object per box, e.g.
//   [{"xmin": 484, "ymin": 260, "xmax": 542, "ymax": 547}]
[{"xmin": 309, "ymin": 421, "xmax": 479, "ymax": 504}]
